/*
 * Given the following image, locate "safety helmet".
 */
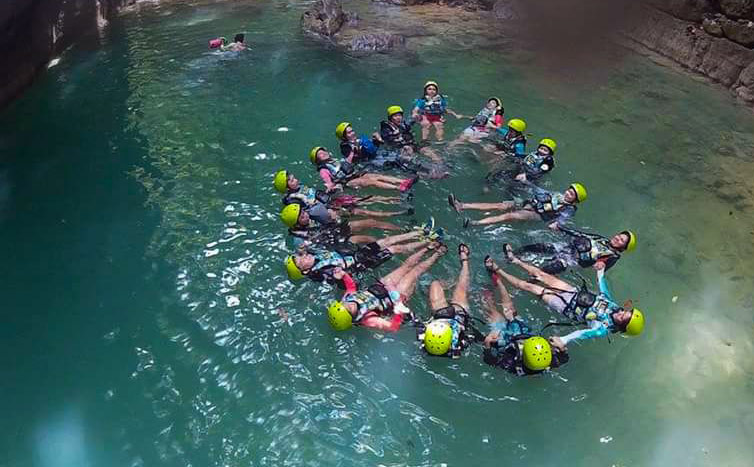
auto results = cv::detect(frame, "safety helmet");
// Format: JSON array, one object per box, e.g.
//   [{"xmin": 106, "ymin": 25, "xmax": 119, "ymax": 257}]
[
  {"xmin": 424, "ymin": 321, "xmax": 453, "ymax": 356},
  {"xmin": 328, "ymin": 301, "xmax": 353, "ymax": 331},
  {"xmin": 387, "ymin": 105, "xmax": 404, "ymax": 118},
  {"xmin": 423, "ymin": 80, "xmax": 439, "ymax": 92},
  {"xmin": 309, "ymin": 146, "xmax": 326, "ymax": 164},
  {"xmin": 489, "ymin": 96, "xmax": 502, "ymax": 109},
  {"xmin": 280, "ymin": 204, "xmax": 302, "ymax": 228},
  {"xmin": 522, "ymin": 336, "xmax": 552, "ymax": 371},
  {"xmin": 273, "ymin": 170, "xmax": 289, "ymax": 193},
  {"xmin": 284, "ymin": 255, "xmax": 304, "ymax": 280},
  {"xmin": 507, "ymin": 118, "xmax": 526, "ymax": 133},
  {"xmin": 538, "ymin": 138, "xmax": 557, "ymax": 154},
  {"xmin": 624, "ymin": 308, "xmax": 645, "ymax": 336},
  {"xmin": 335, "ymin": 122, "xmax": 351, "ymax": 140},
  {"xmin": 622, "ymin": 230, "xmax": 637, "ymax": 253},
  {"xmin": 569, "ymin": 183, "xmax": 587, "ymax": 203}
]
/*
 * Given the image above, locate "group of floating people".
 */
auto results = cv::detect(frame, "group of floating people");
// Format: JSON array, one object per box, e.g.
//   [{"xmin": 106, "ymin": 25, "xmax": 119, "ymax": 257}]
[{"xmin": 272, "ymin": 80, "xmax": 645, "ymax": 376}]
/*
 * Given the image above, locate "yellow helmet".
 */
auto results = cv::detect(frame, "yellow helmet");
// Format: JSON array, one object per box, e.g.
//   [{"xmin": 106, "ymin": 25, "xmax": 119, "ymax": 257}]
[
  {"xmin": 328, "ymin": 301, "xmax": 353, "ymax": 331},
  {"xmin": 569, "ymin": 183, "xmax": 587, "ymax": 203},
  {"xmin": 622, "ymin": 230, "xmax": 637, "ymax": 253},
  {"xmin": 522, "ymin": 336, "xmax": 552, "ymax": 371},
  {"xmin": 387, "ymin": 105, "xmax": 404, "ymax": 118},
  {"xmin": 284, "ymin": 255, "xmax": 304, "ymax": 280},
  {"xmin": 507, "ymin": 118, "xmax": 526, "ymax": 133},
  {"xmin": 539, "ymin": 138, "xmax": 557, "ymax": 154},
  {"xmin": 273, "ymin": 170, "xmax": 289, "ymax": 193},
  {"xmin": 309, "ymin": 146, "xmax": 326, "ymax": 164},
  {"xmin": 335, "ymin": 122, "xmax": 351, "ymax": 140},
  {"xmin": 424, "ymin": 321, "xmax": 453, "ymax": 356},
  {"xmin": 624, "ymin": 308, "xmax": 645, "ymax": 336},
  {"xmin": 489, "ymin": 96, "xmax": 502, "ymax": 109},
  {"xmin": 280, "ymin": 204, "xmax": 301, "ymax": 228},
  {"xmin": 423, "ymin": 80, "xmax": 439, "ymax": 91}
]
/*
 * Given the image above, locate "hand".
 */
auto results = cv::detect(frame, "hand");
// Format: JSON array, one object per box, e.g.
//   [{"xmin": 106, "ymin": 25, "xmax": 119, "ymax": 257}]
[
  {"xmin": 514, "ymin": 173, "xmax": 526, "ymax": 182},
  {"xmin": 332, "ymin": 268, "xmax": 345, "ymax": 280},
  {"xmin": 593, "ymin": 261, "xmax": 606, "ymax": 271},
  {"xmin": 393, "ymin": 302, "xmax": 410, "ymax": 315},
  {"xmin": 440, "ymin": 116, "xmax": 446, "ymax": 123},
  {"xmin": 548, "ymin": 222, "xmax": 560, "ymax": 231},
  {"xmin": 484, "ymin": 330, "xmax": 501, "ymax": 348},
  {"xmin": 549, "ymin": 336, "xmax": 566, "ymax": 351}
]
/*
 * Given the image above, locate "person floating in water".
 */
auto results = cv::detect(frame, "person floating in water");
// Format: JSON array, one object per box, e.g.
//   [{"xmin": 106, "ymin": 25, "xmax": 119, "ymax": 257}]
[
  {"xmin": 481, "ymin": 255, "xmax": 570, "ymax": 375},
  {"xmin": 284, "ymin": 224, "xmax": 443, "ymax": 283},
  {"xmin": 280, "ymin": 203, "xmax": 402, "ymax": 248},
  {"xmin": 327, "ymin": 243, "xmax": 448, "ymax": 332},
  {"xmin": 209, "ymin": 33, "xmax": 247, "ymax": 51},
  {"xmin": 274, "ymin": 170, "xmax": 409, "ymax": 225},
  {"xmin": 376, "ymin": 106, "xmax": 445, "ymax": 170},
  {"xmin": 411, "ymin": 81, "xmax": 462, "ymax": 142},
  {"xmin": 335, "ymin": 122, "xmax": 381, "ymax": 165},
  {"xmin": 450, "ymin": 97, "xmax": 505, "ymax": 145},
  {"xmin": 449, "ymin": 182, "xmax": 587, "ymax": 230},
  {"xmin": 416, "ymin": 243, "xmax": 484, "ymax": 358},
  {"xmin": 488, "ymin": 138, "xmax": 557, "ymax": 185},
  {"xmin": 488, "ymin": 247, "xmax": 645, "ymax": 343},
  {"xmin": 310, "ymin": 146, "xmax": 418, "ymax": 193},
  {"xmin": 517, "ymin": 228, "xmax": 637, "ymax": 275},
  {"xmin": 492, "ymin": 118, "xmax": 527, "ymax": 157}
]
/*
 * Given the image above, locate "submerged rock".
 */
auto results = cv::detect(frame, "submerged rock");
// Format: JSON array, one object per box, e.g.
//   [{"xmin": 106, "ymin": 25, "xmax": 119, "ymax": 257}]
[
  {"xmin": 300, "ymin": 0, "xmax": 346, "ymax": 37},
  {"xmin": 349, "ymin": 33, "xmax": 406, "ymax": 53}
]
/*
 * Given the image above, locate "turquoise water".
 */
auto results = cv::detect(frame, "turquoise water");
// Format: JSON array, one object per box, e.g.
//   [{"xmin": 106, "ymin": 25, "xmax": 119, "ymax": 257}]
[{"xmin": 2, "ymin": 1, "xmax": 754, "ymax": 466}]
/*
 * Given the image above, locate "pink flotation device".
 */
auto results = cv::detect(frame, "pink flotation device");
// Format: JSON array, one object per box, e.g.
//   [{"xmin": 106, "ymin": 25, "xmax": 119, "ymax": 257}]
[{"xmin": 209, "ymin": 37, "xmax": 226, "ymax": 49}]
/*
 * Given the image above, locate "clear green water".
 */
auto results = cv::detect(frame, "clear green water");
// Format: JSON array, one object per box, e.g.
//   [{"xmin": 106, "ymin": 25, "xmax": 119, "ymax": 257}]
[{"xmin": 2, "ymin": 1, "xmax": 754, "ymax": 466}]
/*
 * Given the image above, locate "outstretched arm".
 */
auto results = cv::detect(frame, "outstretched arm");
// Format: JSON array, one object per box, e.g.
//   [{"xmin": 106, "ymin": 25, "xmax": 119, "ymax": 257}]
[
  {"xmin": 558, "ymin": 321, "xmax": 608, "ymax": 344},
  {"xmin": 360, "ymin": 314, "xmax": 403, "ymax": 333},
  {"xmin": 596, "ymin": 269, "xmax": 614, "ymax": 301}
]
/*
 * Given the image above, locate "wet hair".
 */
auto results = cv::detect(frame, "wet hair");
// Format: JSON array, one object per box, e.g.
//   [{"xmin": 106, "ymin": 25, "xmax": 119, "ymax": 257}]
[{"xmin": 234, "ymin": 33, "xmax": 245, "ymax": 43}]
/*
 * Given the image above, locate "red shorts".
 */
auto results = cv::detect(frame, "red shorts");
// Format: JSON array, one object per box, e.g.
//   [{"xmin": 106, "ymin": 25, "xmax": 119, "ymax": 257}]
[{"xmin": 423, "ymin": 114, "xmax": 443, "ymax": 124}]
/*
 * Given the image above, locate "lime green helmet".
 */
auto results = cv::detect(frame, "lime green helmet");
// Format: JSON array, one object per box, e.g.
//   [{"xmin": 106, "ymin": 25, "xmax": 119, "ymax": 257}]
[
  {"xmin": 539, "ymin": 138, "xmax": 557, "ymax": 154},
  {"xmin": 622, "ymin": 230, "xmax": 637, "ymax": 253},
  {"xmin": 273, "ymin": 170, "xmax": 289, "ymax": 193},
  {"xmin": 522, "ymin": 336, "xmax": 552, "ymax": 371},
  {"xmin": 424, "ymin": 321, "xmax": 453, "ymax": 356},
  {"xmin": 625, "ymin": 308, "xmax": 645, "ymax": 336},
  {"xmin": 280, "ymin": 204, "xmax": 301, "ymax": 228},
  {"xmin": 328, "ymin": 301, "xmax": 353, "ymax": 331},
  {"xmin": 387, "ymin": 105, "xmax": 404, "ymax": 118},
  {"xmin": 335, "ymin": 122, "xmax": 351, "ymax": 140},
  {"xmin": 284, "ymin": 255, "xmax": 304, "ymax": 280},
  {"xmin": 309, "ymin": 146, "xmax": 326, "ymax": 164},
  {"xmin": 569, "ymin": 183, "xmax": 587, "ymax": 203},
  {"xmin": 507, "ymin": 118, "xmax": 526, "ymax": 133}
]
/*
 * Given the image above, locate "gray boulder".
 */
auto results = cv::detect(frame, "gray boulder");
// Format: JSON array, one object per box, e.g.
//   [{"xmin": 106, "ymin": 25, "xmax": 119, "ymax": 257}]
[
  {"xmin": 719, "ymin": 0, "xmax": 754, "ymax": 20},
  {"xmin": 301, "ymin": 0, "xmax": 345, "ymax": 37},
  {"xmin": 492, "ymin": 0, "xmax": 524, "ymax": 20},
  {"xmin": 721, "ymin": 17, "xmax": 754, "ymax": 47},
  {"xmin": 733, "ymin": 61, "xmax": 754, "ymax": 101},
  {"xmin": 646, "ymin": 0, "xmax": 716, "ymax": 23},
  {"xmin": 702, "ymin": 15, "xmax": 725, "ymax": 36}
]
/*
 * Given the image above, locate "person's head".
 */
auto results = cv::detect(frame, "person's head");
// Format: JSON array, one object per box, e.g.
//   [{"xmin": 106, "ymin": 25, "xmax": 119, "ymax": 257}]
[
  {"xmin": 611, "ymin": 308, "xmax": 645, "ymax": 336},
  {"xmin": 522, "ymin": 336, "xmax": 552, "ymax": 372},
  {"xmin": 537, "ymin": 138, "xmax": 557, "ymax": 156},
  {"xmin": 328, "ymin": 301, "xmax": 355, "ymax": 330},
  {"xmin": 423, "ymin": 80, "xmax": 439, "ymax": 97},
  {"xmin": 284, "ymin": 253, "xmax": 314, "ymax": 280},
  {"xmin": 610, "ymin": 230, "xmax": 637, "ymax": 252},
  {"xmin": 387, "ymin": 105, "xmax": 404, "ymax": 125},
  {"xmin": 273, "ymin": 170, "xmax": 299, "ymax": 193},
  {"xmin": 507, "ymin": 118, "xmax": 526, "ymax": 136},
  {"xmin": 234, "ymin": 33, "xmax": 245, "ymax": 43},
  {"xmin": 335, "ymin": 122, "xmax": 353, "ymax": 141},
  {"xmin": 487, "ymin": 97, "xmax": 502, "ymax": 111},
  {"xmin": 424, "ymin": 320, "xmax": 453, "ymax": 355},
  {"xmin": 280, "ymin": 204, "xmax": 303, "ymax": 228},
  {"xmin": 309, "ymin": 146, "xmax": 330, "ymax": 164},
  {"xmin": 297, "ymin": 209, "xmax": 310, "ymax": 226},
  {"xmin": 564, "ymin": 182, "xmax": 587, "ymax": 204}
]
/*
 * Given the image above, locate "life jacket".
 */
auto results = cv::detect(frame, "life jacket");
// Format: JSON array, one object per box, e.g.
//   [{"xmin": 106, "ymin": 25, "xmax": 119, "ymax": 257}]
[
  {"xmin": 471, "ymin": 107, "xmax": 496, "ymax": 129},
  {"xmin": 380, "ymin": 120, "xmax": 415, "ymax": 149},
  {"xmin": 344, "ymin": 283, "xmax": 396, "ymax": 323},
  {"xmin": 417, "ymin": 95, "xmax": 447, "ymax": 116},
  {"xmin": 563, "ymin": 288, "xmax": 619, "ymax": 327},
  {"xmin": 531, "ymin": 191, "xmax": 566, "ymax": 215},
  {"xmin": 317, "ymin": 159, "xmax": 354, "ymax": 183},
  {"xmin": 282, "ymin": 186, "xmax": 324, "ymax": 208},
  {"xmin": 521, "ymin": 151, "xmax": 552, "ymax": 177},
  {"xmin": 308, "ymin": 249, "xmax": 355, "ymax": 276},
  {"xmin": 572, "ymin": 236, "xmax": 620, "ymax": 268},
  {"xmin": 289, "ymin": 219, "xmax": 351, "ymax": 246},
  {"xmin": 499, "ymin": 128, "xmax": 527, "ymax": 153}
]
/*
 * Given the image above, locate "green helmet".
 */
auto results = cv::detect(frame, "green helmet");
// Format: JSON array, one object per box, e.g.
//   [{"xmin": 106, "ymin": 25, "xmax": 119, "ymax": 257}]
[
  {"xmin": 284, "ymin": 255, "xmax": 304, "ymax": 280},
  {"xmin": 569, "ymin": 183, "xmax": 587, "ymax": 203},
  {"xmin": 387, "ymin": 105, "xmax": 404, "ymax": 118},
  {"xmin": 538, "ymin": 138, "xmax": 557, "ymax": 154},
  {"xmin": 280, "ymin": 204, "xmax": 301, "ymax": 228},
  {"xmin": 273, "ymin": 170, "xmax": 289, "ymax": 193},
  {"xmin": 522, "ymin": 336, "xmax": 552, "ymax": 371},
  {"xmin": 335, "ymin": 122, "xmax": 351, "ymax": 140},
  {"xmin": 309, "ymin": 146, "xmax": 326, "ymax": 164},
  {"xmin": 424, "ymin": 321, "xmax": 453, "ymax": 356},
  {"xmin": 507, "ymin": 118, "xmax": 526, "ymax": 133},
  {"xmin": 328, "ymin": 301, "xmax": 353, "ymax": 331}
]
